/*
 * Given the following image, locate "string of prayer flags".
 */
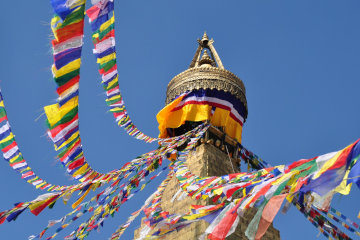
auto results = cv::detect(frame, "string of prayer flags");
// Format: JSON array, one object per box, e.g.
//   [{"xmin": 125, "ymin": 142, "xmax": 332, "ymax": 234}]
[
  {"xmin": 293, "ymin": 201, "xmax": 337, "ymax": 240},
  {"xmin": 144, "ymin": 138, "xmax": 360, "ymax": 240},
  {"xmin": 293, "ymin": 199, "xmax": 352, "ymax": 240},
  {"xmin": 329, "ymin": 207, "xmax": 360, "ymax": 231},
  {"xmin": 46, "ymin": 0, "xmax": 104, "ymax": 183},
  {"xmin": 75, "ymin": 127, "xmax": 208, "ymax": 239},
  {"xmin": 0, "ymin": 193, "xmax": 60, "ymax": 225},
  {"xmin": 1, "ymin": 125, "xmax": 205, "ymax": 231},
  {"xmin": 237, "ymin": 143, "xmax": 271, "ymax": 170},
  {"xmin": 1, "ymin": 102, "xmax": 359, "ymax": 240},
  {"xmin": 0, "ymin": 91, "xmax": 70, "ymax": 191},
  {"xmin": 86, "ymin": 0, "xmax": 157, "ymax": 143},
  {"xmin": 66, "ymin": 159, "xmax": 166, "ymax": 239},
  {"xmin": 110, "ymin": 168, "xmax": 170, "ymax": 240},
  {"xmin": 319, "ymin": 208, "xmax": 360, "ymax": 237},
  {"xmin": 0, "ymin": 0, "xmax": 359, "ymax": 239},
  {"xmin": 0, "ymin": 129, "xmax": 199, "ymax": 238},
  {"xmin": 36, "ymin": 126, "xmax": 208, "ymax": 239}
]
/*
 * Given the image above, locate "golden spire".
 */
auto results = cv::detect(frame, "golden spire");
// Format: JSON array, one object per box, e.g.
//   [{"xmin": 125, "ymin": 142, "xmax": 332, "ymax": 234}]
[
  {"xmin": 189, "ymin": 31, "xmax": 224, "ymax": 69},
  {"xmin": 201, "ymin": 31, "xmax": 209, "ymax": 45},
  {"xmin": 166, "ymin": 32, "xmax": 248, "ymax": 118}
]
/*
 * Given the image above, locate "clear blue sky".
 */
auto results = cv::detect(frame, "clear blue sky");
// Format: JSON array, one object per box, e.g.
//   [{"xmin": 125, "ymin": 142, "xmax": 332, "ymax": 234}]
[{"xmin": 0, "ymin": 1, "xmax": 359, "ymax": 239}]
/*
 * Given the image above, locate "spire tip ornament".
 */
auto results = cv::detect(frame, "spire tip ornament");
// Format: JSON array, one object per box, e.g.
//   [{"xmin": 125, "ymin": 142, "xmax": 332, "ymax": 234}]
[{"xmin": 201, "ymin": 31, "xmax": 209, "ymax": 46}]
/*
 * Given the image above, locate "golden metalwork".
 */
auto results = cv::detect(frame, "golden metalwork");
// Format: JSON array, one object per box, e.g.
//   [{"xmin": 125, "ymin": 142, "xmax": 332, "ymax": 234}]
[{"xmin": 166, "ymin": 32, "xmax": 248, "ymax": 117}]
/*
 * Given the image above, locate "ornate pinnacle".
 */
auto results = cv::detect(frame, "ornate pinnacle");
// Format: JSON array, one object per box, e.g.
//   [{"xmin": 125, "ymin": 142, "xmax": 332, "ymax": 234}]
[
  {"xmin": 202, "ymin": 50, "xmax": 210, "ymax": 60},
  {"xmin": 199, "ymin": 50, "xmax": 214, "ymax": 67},
  {"xmin": 201, "ymin": 31, "xmax": 209, "ymax": 46},
  {"xmin": 191, "ymin": 32, "xmax": 224, "ymax": 69}
]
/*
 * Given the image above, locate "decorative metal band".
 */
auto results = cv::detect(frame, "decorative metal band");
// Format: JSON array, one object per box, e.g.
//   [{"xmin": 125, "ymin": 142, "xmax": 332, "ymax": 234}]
[{"xmin": 166, "ymin": 66, "xmax": 248, "ymax": 115}]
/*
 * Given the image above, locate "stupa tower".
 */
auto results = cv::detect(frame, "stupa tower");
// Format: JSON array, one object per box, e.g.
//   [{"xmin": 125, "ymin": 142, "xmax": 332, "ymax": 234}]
[{"xmin": 135, "ymin": 33, "xmax": 280, "ymax": 239}]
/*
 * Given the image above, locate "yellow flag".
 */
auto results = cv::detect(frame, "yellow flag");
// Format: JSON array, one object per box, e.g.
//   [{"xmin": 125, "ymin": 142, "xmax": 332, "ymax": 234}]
[
  {"xmin": 106, "ymin": 95, "xmax": 121, "ymax": 102},
  {"xmin": 51, "ymin": 59, "xmax": 81, "ymax": 78},
  {"xmin": 72, "ymin": 184, "xmax": 92, "ymax": 209},
  {"xmin": 94, "ymin": 206, "xmax": 103, "ymax": 216},
  {"xmin": 104, "ymin": 76, "xmax": 118, "ymax": 87},
  {"xmin": 213, "ymin": 187, "xmax": 224, "ymax": 196},
  {"xmin": 36, "ymin": 182, "xmax": 47, "ymax": 189},
  {"xmin": 0, "ymin": 133, "xmax": 14, "ymax": 144},
  {"xmin": 44, "ymin": 104, "xmax": 62, "ymax": 127},
  {"xmin": 55, "ymin": 132, "xmax": 79, "ymax": 151},
  {"xmin": 44, "ymin": 96, "xmax": 78, "ymax": 127},
  {"xmin": 100, "ymin": 15, "xmax": 114, "ymax": 32},
  {"xmin": 73, "ymin": 163, "xmax": 89, "ymax": 177},
  {"xmin": 97, "ymin": 53, "xmax": 116, "ymax": 64},
  {"xmin": 335, "ymin": 168, "xmax": 353, "ymax": 195}
]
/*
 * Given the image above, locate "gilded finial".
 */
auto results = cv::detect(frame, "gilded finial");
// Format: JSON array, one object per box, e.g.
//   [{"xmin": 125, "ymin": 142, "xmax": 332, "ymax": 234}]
[
  {"xmin": 202, "ymin": 31, "xmax": 209, "ymax": 41},
  {"xmin": 201, "ymin": 31, "xmax": 209, "ymax": 46},
  {"xmin": 202, "ymin": 50, "xmax": 210, "ymax": 60},
  {"xmin": 199, "ymin": 50, "xmax": 214, "ymax": 67}
]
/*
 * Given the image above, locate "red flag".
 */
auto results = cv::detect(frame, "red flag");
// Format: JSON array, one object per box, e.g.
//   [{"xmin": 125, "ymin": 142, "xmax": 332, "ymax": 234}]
[{"xmin": 255, "ymin": 194, "xmax": 287, "ymax": 240}]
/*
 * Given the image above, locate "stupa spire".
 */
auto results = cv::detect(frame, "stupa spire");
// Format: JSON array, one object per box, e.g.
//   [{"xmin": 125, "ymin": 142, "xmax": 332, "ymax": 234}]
[
  {"xmin": 189, "ymin": 32, "xmax": 225, "ymax": 69},
  {"xmin": 167, "ymin": 33, "xmax": 247, "ymax": 119},
  {"xmin": 201, "ymin": 31, "xmax": 209, "ymax": 43}
]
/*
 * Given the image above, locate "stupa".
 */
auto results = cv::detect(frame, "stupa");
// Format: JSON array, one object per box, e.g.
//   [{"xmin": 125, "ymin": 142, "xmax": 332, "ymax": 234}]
[{"xmin": 135, "ymin": 33, "xmax": 281, "ymax": 239}]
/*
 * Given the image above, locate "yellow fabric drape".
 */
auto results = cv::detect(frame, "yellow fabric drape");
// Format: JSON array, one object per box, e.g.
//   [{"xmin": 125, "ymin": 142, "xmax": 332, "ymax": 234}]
[{"xmin": 156, "ymin": 96, "xmax": 243, "ymax": 142}]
